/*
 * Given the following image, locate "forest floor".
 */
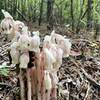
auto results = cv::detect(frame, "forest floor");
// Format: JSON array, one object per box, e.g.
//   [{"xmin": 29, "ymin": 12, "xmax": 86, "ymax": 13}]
[{"xmin": 0, "ymin": 24, "xmax": 100, "ymax": 100}]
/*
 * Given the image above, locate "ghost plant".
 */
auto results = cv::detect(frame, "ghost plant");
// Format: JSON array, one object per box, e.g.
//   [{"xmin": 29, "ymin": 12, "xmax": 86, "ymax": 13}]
[{"xmin": 1, "ymin": 10, "xmax": 72, "ymax": 100}]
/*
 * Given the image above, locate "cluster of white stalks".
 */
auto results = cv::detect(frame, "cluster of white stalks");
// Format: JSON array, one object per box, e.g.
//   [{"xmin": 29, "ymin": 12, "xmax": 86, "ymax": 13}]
[{"xmin": 0, "ymin": 10, "xmax": 72, "ymax": 100}]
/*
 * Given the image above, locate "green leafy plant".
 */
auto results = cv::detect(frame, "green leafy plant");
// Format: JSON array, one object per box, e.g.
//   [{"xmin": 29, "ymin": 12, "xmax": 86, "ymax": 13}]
[
  {"xmin": 0, "ymin": 62, "xmax": 10, "ymax": 76},
  {"xmin": 0, "ymin": 68, "xmax": 9, "ymax": 76}
]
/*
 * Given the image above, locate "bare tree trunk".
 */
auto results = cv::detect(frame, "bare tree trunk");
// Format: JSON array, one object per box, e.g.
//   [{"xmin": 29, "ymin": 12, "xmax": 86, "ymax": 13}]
[
  {"xmin": 60, "ymin": 5, "xmax": 63, "ymax": 25},
  {"xmin": 21, "ymin": 0, "xmax": 25, "ymax": 20},
  {"xmin": 4, "ymin": 0, "xmax": 7, "ymax": 11},
  {"xmin": 39, "ymin": 0, "xmax": 44, "ymax": 26},
  {"xmin": 0, "ymin": 1, "xmax": 3, "ymax": 19},
  {"xmin": 70, "ymin": 0, "xmax": 74, "ymax": 31},
  {"xmin": 94, "ymin": 22, "xmax": 100, "ymax": 41},
  {"xmin": 87, "ymin": 0, "xmax": 93, "ymax": 30},
  {"xmin": 33, "ymin": 0, "xmax": 37, "ymax": 22},
  {"xmin": 13, "ymin": 0, "xmax": 17, "ymax": 18},
  {"xmin": 76, "ymin": 0, "xmax": 84, "ymax": 33},
  {"xmin": 47, "ymin": 0, "xmax": 54, "ymax": 30},
  {"xmin": 87, "ymin": 0, "xmax": 94, "ymax": 40}
]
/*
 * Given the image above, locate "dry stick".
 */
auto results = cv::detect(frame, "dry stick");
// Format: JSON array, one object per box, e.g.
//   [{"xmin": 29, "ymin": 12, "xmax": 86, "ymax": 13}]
[
  {"xmin": 77, "ymin": 82, "xmax": 86, "ymax": 96},
  {"xmin": 78, "ymin": 62, "xmax": 100, "ymax": 89},
  {"xmin": 81, "ymin": 67, "xmax": 100, "ymax": 89},
  {"xmin": 19, "ymin": 69, "xmax": 26, "ymax": 100},
  {"xmin": 66, "ymin": 83, "xmax": 69, "ymax": 100},
  {"xmin": 71, "ymin": 67, "xmax": 83, "ymax": 81},
  {"xmin": 27, "ymin": 69, "xmax": 32, "ymax": 100},
  {"xmin": 84, "ymin": 82, "xmax": 91, "ymax": 100},
  {"xmin": 93, "ymin": 94, "xmax": 100, "ymax": 100}
]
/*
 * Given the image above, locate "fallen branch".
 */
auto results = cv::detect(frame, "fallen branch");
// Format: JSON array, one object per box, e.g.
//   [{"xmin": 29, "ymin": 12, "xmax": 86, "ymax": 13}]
[
  {"xmin": 70, "ymin": 57, "xmax": 100, "ymax": 89},
  {"xmin": 81, "ymin": 67, "xmax": 100, "ymax": 89}
]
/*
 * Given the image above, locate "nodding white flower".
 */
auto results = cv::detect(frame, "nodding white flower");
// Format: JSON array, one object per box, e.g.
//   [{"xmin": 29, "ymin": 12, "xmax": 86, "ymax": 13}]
[
  {"xmin": 1, "ymin": 10, "xmax": 25, "ymax": 41},
  {"xmin": 0, "ymin": 16, "xmax": 14, "ymax": 35},
  {"xmin": 51, "ymin": 30, "xmax": 55, "ymax": 36},
  {"xmin": 32, "ymin": 31, "xmax": 40, "ymax": 36},
  {"xmin": 0, "ymin": 10, "xmax": 25, "ymax": 42},
  {"xmin": 43, "ymin": 35, "xmax": 51, "ymax": 49},
  {"xmin": 50, "ymin": 30, "xmax": 65, "ymax": 44},
  {"xmin": 18, "ymin": 34, "xmax": 30, "ymax": 52},
  {"xmin": 59, "ymin": 38, "xmax": 72, "ymax": 57},
  {"xmin": 29, "ymin": 32, "xmax": 40, "ymax": 53},
  {"xmin": 21, "ymin": 26, "xmax": 29, "ymax": 35},
  {"xmin": 43, "ymin": 35, "xmax": 63, "ymax": 72},
  {"xmin": 14, "ymin": 20, "xmax": 25, "ymax": 32},
  {"xmin": 43, "ymin": 48, "xmax": 55, "ymax": 71},
  {"xmin": 19, "ymin": 52, "xmax": 29, "ymax": 69},
  {"xmin": 50, "ymin": 30, "xmax": 72, "ymax": 57},
  {"xmin": 10, "ymin": 42, "xmax": 20, "ymax": 65},
  {"xmin": 48, "ymin": 43, "xmax": 63, "ymax": 71}
]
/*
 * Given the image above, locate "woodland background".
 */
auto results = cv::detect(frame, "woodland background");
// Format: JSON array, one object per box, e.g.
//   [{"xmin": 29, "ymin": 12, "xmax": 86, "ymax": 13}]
[
  {"xmin": 0, "ymin": 0, "xmax": 100, "ymax": 35},
  {"xmin": 0, "ymin": 0, "xmax": 100, "ymax": 100}
]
